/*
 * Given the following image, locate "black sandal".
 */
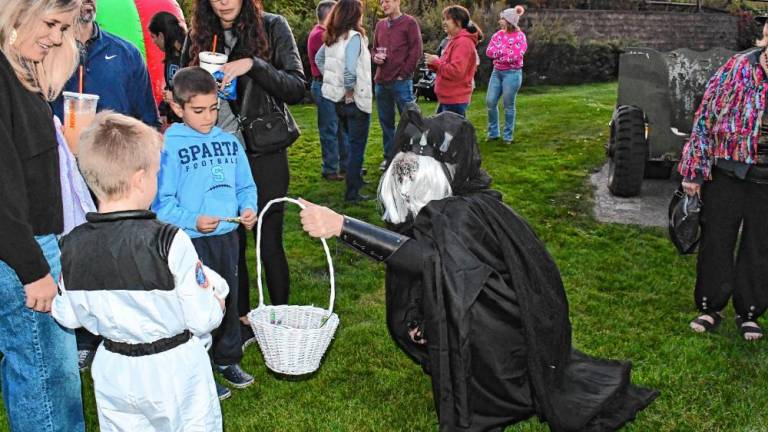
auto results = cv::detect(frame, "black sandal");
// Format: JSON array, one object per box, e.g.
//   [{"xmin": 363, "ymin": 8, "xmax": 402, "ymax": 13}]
[
  {"xmin": 690, "ymin": 312, "xmax": 723, "ymax": 333},
  {"xmin": 736, "ymin": 317, "xmax": 764, "ymax": 341}
]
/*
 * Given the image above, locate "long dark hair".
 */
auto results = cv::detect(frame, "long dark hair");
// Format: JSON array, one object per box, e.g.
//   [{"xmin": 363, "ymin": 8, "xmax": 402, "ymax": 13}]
[
  {"xmin": 148, "ymin": 12, "xmax": 187, "ymax": 60},
  {"xmin": 323, "ymin": 0, "xmax": 365, "ymax": 46},
  {"xmin": 443, "ymin": 5, "xmax": 482, "ymax": 39},
  {"xmin": 189, "ymin": 0, "xmax": 269, "ymax": 64}
]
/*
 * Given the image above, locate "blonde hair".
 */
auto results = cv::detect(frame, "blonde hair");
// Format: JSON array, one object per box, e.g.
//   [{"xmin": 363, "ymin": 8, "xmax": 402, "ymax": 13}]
[
  {"xmin": 0, "ymin": 0, "xmax": 81, "ymax": 100},
  {"xmin": 78, "ymin": 111, "xmax": 164, "ymax": 201}
]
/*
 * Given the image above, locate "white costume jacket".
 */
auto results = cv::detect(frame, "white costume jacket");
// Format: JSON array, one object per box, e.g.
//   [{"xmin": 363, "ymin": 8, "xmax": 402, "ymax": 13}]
[{"xmin": 52, "ymin": 210, "xmax": 228, "ymax": 432}]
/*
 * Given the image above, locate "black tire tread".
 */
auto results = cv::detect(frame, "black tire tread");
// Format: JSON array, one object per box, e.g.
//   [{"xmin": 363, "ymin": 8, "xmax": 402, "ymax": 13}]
[{"xmin": 609, "ymin": 106, "xmax": 647, "ymax": 197}]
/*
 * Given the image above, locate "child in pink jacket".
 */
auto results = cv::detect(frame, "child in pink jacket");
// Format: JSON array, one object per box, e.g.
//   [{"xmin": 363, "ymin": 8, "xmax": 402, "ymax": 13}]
[{"xmin": 485, "ymin": 6, "xmax": 527, "ymax": 144}]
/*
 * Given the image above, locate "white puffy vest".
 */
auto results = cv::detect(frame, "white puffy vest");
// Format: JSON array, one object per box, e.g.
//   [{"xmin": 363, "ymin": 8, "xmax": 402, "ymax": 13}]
[{"xmin": 321, "ymin": 30, "xmax": 372, "ymax": 114}]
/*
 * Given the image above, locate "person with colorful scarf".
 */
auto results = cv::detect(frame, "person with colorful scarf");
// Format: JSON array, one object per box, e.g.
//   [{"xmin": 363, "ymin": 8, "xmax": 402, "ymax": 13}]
[{"xmin": 682, "ymin": 15, "xmax": 768, "ymax": 341}]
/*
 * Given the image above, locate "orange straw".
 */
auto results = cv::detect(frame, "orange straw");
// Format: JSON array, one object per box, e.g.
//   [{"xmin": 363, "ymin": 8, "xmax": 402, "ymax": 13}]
[
  {"xmin": 212, "ymin": 35, "xmax": 217, "ymax": 53},
  {"xmin": 78, "ymin": 65, "xmax": 83, "ymax": 94}
]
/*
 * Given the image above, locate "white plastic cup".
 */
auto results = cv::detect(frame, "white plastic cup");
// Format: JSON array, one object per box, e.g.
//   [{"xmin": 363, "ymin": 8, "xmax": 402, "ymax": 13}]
[
  {"xmin": 199, "ymin": 51, "xmax": 228, "ymax": 74},
  {"xmin": 62, "ymin": 91, "xmax": 99, "ymax": 154}
]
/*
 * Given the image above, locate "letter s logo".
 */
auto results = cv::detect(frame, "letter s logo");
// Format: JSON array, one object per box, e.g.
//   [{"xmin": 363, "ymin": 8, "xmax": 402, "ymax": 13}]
[{"xmin": 212, "ymin": 166, "xmax": 224, "ymax": 182}]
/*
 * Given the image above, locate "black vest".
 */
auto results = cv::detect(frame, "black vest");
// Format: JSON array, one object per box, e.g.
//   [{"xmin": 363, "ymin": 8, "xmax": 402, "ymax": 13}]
[{"xmin": 61, "ymin": 211, "xmax": 178, "ymax": 292}]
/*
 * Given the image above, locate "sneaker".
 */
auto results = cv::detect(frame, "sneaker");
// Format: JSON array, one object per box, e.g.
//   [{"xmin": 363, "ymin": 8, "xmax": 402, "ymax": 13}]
[
  {"xmin": 378, "ymin": 159, "xmax": 388, "ymax": 172},
  {"xmin": 321, "ymin": 172, "xmax": 345, "ymax": 181},
  {"xmin": 216, "ymin": 363, "xmax": 254, "ymax": 389},
  {"xmin": 77, "ymin": 349, "xmax": 95, "ymax": 371},
  {"xmin": 241, "ymin": 324, "xmax": 256, "ymax": 351},
  {"xmin": 345, "ymin": 193, "xmax": 372, "ymax": 203},
  {"xmin": 216, "ymin": 381, "xmax": 232, "ymax": 400}
]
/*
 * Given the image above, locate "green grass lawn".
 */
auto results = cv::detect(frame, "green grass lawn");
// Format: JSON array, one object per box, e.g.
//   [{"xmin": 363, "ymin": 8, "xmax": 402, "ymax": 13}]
[{"xmin": 3, "ymin": 83, "xmax": 765, "ymax": 431}]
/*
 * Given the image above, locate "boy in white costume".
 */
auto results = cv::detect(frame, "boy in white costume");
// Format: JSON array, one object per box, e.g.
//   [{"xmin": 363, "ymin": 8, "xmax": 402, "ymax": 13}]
[{"xmin": 52, "ymin": 112, "xmax": 227, "ymax": 432}]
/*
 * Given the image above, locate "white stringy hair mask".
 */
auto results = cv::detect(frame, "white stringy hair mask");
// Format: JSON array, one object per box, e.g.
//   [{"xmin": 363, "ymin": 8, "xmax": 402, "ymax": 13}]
[{"xmin": 378, "ymin": 151, "xmax": 455, "ymax": 224}]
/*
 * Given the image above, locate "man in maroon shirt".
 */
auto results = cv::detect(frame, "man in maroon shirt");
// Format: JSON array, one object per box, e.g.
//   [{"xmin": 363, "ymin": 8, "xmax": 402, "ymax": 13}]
[
  {"xmin": 373, "ymin": 0, "xmax": 423, "ymax": 171},
  {"xmin": 308, "ymin": 0, "xmax": 348, "ymax": 181}
]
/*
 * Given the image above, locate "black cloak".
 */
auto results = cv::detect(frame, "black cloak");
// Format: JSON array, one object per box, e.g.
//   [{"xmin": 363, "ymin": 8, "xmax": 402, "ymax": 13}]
[{"xmin": 381, "ymin": 106, "xmax": 658, "ymax": 431}]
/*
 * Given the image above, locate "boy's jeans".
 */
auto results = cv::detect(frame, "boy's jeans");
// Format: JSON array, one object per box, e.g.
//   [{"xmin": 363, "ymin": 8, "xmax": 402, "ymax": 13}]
[
  {"xmin": 311, "ymin": 80, "xmax": 349, "ymax": 175},
  {"xmin": 375, "ymin": 79, "xmax": 414, "ymax": 161},
  {"xmin": 0, "ymin": 235, "xmax": 84, "ymax": 432},
  {"xmin": 486, "ymin": 68, "xmax": 523, "ymax": 141}
]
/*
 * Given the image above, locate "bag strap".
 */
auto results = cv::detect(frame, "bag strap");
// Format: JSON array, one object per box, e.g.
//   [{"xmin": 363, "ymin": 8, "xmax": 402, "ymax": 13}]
[{"xmin": 255, "ymin": 197, "xmax": 336, "ymax": 314}]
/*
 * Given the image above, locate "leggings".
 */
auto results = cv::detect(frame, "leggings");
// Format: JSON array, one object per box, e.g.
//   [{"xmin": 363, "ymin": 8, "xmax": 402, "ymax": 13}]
[{"xmin": 238, "ymin": 150, "xmax": 291, "ymax": 317}]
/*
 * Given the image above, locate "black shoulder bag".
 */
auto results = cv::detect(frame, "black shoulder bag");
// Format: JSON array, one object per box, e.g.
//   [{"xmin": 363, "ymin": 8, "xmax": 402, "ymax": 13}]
[{"xmin": 236, "ymin": 94, "xmax": 300, "ymax": 155}]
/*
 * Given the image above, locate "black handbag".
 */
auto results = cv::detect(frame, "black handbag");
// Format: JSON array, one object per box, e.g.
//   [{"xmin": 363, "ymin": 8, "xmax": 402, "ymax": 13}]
[
  {"xmin": 238, "ymin": 96, "xmax": 300, "ymax": 155},
  {"xmin": 668, "ymin": 186, "xmax": 702, "ymax": 255}
]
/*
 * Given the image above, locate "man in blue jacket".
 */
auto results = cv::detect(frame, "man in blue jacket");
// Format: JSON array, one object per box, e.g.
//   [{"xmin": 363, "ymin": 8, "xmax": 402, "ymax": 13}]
[
  {"xmin": 52, "ymin": 0, "xmax": 160, "ymax": 128},
  {"xmin": 54, "ymin": 0, "xmax": 160, "ymax": 371}
]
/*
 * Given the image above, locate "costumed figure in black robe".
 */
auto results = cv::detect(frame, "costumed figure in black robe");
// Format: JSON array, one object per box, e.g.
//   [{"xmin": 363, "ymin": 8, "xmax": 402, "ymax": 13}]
[{"xmin": 299, "ymin": 105, "xmax": 658, "ymax": 431}]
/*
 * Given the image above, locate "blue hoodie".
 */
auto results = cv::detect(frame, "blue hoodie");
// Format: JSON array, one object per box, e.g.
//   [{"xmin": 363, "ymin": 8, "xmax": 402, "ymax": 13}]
[{"xmin": 154, "ymin": 123, "xmax": 257, "ymax": 238}]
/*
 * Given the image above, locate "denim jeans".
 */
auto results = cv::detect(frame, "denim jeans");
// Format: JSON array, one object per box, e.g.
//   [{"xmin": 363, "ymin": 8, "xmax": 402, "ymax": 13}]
[
  {"xmin": 437, "ymin": 103, "xmax": 469, "ymax": 117},
  {"xmin": 375, "ymin": 79, "xmax": 414, "ymax": 160},
  {"xmin": 337, "ymin": 102, "xmax": 371, "ymax": 199},
  {"xmin": 486, "ymin": 68, "xmax": 522, "ymax": 141},
  {"xmin": 0, "ymin": 235, "xmax": 84, "ymax": 432},
  {"xmin": 311, "ymin": 80, "xmax": 349, "ymax": 174}
]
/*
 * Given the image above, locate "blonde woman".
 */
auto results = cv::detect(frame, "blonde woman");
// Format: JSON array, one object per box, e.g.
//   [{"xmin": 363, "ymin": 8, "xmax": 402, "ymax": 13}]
[{"xmin": 0, "ymin": 0, "xmax": 85, "ymax": 430}]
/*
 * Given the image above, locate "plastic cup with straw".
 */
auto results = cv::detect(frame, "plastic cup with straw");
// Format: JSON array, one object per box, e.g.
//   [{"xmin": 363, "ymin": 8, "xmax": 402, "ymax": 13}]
[{"xmin": 62, "ymin": 66, "xmax": 99, "ymax": 154}]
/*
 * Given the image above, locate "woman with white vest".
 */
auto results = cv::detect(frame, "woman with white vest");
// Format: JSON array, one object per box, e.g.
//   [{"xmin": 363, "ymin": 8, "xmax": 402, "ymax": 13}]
[{"xmin": 316, "ymin": 0, "xmax": 373, "ymax": 202}]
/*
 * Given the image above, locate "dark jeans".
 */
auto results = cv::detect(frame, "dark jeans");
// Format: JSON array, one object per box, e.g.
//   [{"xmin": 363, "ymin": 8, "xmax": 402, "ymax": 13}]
[
  {"xmin": 0, "ymin": 235, "xmax": 84, "ymax": 431},
  {"xmin": 375, "ymin": 79, "xmax": 414, "ymax": 160},
  {"xmin": 337, "ymin": 102, "xmax": 371, "ymax": 199},
  {"xmin": 238, "ymin": 150, "xmax": 290, "ymax": 317},
  {"xmin": 192, "ymin": 230, "xmax": 242, "ymax": 365},
  {"xmin": 437, "ymin": 102, "xmax": 469, "ymax": 117},
  {"xmin": 311, "ymin": 80, "xmax": 349, "ymax": 174},
  {"xmin": 695, "ymin": 168, "xmax": 768, "ymax": 320}
]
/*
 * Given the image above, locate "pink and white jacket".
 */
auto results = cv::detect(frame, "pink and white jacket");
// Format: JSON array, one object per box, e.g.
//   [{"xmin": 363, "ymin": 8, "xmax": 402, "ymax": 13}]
[{"xmin": 485, "ymin": 30, "xmax": 527, "ymax": 71}]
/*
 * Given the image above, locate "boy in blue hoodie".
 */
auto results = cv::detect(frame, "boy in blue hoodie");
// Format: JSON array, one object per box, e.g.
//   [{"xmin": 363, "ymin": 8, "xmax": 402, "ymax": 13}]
[{"xmin": 154, "ymin": 67, "xmax": 257, "ymax": 400}]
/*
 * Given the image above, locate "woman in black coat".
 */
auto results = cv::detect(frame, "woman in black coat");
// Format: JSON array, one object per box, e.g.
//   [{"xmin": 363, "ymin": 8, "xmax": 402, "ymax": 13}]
[
  {"xmin": 0, "ymin": 0, "xmax": 85, "ymax": 429},
  {"xmin": 182, "ymin": 0, "xmax": 306, "ymax": 363}
]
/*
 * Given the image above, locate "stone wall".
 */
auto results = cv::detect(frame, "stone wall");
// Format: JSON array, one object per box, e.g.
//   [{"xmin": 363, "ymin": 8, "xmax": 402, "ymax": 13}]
[{"xmin": 522, "ymin": 10, "xmax": 739, "ymax": 51}]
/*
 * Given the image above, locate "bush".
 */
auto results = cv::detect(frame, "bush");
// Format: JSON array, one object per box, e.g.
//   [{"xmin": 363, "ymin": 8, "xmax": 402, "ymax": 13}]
[{"xmin": 522, "ymin": 41, "xmax": 619, "ymax": 85}]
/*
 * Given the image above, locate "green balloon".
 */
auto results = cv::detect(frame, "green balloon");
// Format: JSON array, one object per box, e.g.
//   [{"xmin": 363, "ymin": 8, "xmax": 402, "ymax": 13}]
[{"xmin": 95, "ymin": 0, "xmax": 146, "ymax": 59}]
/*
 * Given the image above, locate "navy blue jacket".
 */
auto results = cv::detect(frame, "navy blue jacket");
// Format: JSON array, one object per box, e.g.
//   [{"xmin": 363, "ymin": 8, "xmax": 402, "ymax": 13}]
[{"xmin": 52, "ymin": 23, "xmax": 160, "ymax": 128}]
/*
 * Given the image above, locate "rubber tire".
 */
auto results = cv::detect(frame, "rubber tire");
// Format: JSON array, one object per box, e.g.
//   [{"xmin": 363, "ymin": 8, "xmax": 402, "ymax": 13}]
[{"xmin": 608, "ymin": 106, "xmax": 647, "ymax": 197}]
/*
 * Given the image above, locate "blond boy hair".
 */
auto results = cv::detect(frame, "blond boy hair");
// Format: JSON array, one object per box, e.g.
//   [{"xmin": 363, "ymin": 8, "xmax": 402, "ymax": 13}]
[{"xmin": 77, "ymin": 111, "xmax": 163, "ymax": 200}]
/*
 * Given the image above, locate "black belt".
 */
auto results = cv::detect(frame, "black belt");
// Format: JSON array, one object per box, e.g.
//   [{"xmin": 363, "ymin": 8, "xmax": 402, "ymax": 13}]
[
  {"xmin": 103, "ymin": 330, "xmax": 192, "ymax": 357},
  {"xmin": 312, "ymin": 76, "xmax": 323, "ymax": 82}
]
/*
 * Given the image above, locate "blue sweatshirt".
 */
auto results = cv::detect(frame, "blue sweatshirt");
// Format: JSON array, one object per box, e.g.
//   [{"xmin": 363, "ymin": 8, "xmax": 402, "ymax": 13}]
[
  {"xmin": 51, "ymin": 23, "xmax": 160, "ymax": 128},
  {"xmin": 154, "ymin": 123, "xmax": 257, "ymax": 238}
]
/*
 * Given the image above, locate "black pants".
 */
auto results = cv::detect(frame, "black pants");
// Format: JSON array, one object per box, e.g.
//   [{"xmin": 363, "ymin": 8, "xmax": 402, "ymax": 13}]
[
  {"xmin": 192, "ymin": 230, "xmax": 242, "ymax": 365},
  {"xmin": 238, "ymin": 150, "xmax": 291, "ymax": 318},
  {"xmin": 695, "ymin": 168, "xmax": 768, "ymax": 320}
]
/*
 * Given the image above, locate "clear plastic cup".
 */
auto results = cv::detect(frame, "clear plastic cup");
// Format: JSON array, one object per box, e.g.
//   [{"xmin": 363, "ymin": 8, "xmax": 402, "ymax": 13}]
[
  {"xmin": 62, "ymin": 92, "xmax": 99, "ymax": 154},
  {"xmin": 376, "ymin": 47, "xmax": 388, "ymax": 61},
  {"xmin": 199, "ymin": 51, "xmax": 228, "ymax": 74}
]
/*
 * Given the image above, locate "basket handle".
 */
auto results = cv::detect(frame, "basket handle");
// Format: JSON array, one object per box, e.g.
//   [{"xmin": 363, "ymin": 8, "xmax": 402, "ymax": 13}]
[{"xmin": 255, "ymin": 197, "xmax": 336, "ymax": 315}]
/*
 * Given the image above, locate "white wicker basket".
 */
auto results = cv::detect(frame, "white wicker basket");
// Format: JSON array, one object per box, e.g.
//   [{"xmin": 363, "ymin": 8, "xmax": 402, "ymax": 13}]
[{"xmin": 247, "ymin": 197, "xmax": 340, "ymax": 375}]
